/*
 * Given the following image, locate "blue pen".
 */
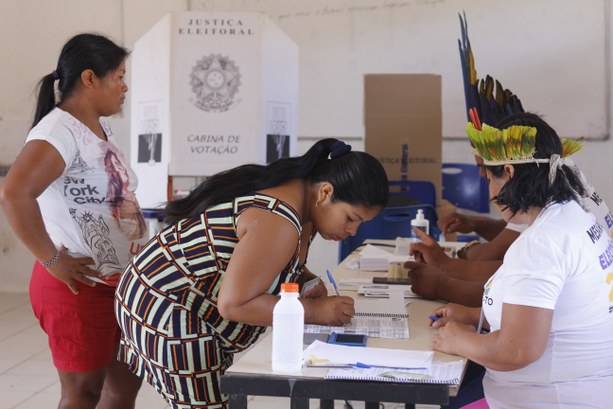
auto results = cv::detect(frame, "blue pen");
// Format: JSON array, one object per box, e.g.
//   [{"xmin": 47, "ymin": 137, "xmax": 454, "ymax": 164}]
[
  {"xmin": 355, "ymin": 362, "xmax": 428, "ymax": 370},
  {"xmin": 326, "ymin": 269, "xmax": 340, "ymax": 296},
  {"xmin": 429, "ymin": 315, "xmax": 440, "ymax": 322}
]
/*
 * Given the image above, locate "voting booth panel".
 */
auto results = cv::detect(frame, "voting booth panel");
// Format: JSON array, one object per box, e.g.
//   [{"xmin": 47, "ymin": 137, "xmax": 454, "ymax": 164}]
[{"xmin": 130, "ymin": 12, "xmax": 299, "ymax": 208}]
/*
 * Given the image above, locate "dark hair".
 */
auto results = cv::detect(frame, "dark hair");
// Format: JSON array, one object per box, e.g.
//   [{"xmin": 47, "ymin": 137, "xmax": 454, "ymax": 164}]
[
  {"xmin": 32, "ymin": 33, "xmax": 128, "ymax": 128},
  {"xmin": 488, "ymin": 112, "xmax": 585, "ymax": 215},
  {"xmin": 165, "ymin": 138, "xmax": 389, "ymax": 223}
]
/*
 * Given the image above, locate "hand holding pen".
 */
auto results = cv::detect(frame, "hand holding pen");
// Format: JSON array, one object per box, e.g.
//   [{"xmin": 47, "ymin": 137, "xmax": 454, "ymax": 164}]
[
  {"xmin": 428, "ymin": 303, "xmax": 481, "ymax": 331},
  {"xmin": 313, "ymin": 269, "xmax": 353, "ymax": 326}
]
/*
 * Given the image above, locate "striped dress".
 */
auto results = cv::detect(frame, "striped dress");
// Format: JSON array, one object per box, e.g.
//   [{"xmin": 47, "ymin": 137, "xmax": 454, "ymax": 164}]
[{"xmin": 115, "ymin": 194, "xmax": 305, "ymax": 408}]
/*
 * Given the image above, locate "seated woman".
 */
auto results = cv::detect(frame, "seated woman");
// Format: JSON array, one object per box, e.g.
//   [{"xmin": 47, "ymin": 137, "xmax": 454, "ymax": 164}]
[
  {"xmin": 429, "ymin": 113, "xmax": 613, "ymax": 409},
  {"xmin": 114, "ymin": 138, "xmax": 389, "ymax": 409},
  {"xmin": 407, "ymin": 114, "xmax": 611, "ymax": 307}
]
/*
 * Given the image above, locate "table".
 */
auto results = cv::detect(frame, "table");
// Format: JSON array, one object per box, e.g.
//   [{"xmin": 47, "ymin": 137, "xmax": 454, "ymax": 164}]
[{"xmin": 221, "ymin": 243, "xmax": 466, "ymax": 409}]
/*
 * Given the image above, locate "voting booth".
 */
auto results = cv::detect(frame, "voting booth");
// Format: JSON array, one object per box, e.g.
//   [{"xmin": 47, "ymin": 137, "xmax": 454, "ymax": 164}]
[{"xmin": 130, "ymin": 11, "xmax": 299, "ymax": 208}]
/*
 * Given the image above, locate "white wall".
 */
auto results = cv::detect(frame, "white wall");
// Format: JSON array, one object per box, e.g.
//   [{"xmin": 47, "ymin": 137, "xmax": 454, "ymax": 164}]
[{"xmin": 1, "ymin": 0, "xmax": 612, "ymax": 292}]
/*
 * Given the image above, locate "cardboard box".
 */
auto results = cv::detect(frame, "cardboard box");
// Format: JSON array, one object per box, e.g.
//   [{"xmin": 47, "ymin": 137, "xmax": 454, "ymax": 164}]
[
  {"xmin": 130, "ymin": 12, "xmax": 298, "ymax": 208},
  {"xmin": 364, "ymin": 74, "xmax": 442, "ymax": 204}
]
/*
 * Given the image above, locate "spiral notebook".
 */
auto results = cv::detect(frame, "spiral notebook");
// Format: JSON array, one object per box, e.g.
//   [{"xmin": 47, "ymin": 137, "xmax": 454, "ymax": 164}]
[
  {"xmin": 304, "ymin": 297, "xmax": 410, "ymax": 339},
  {"xmin": 325, "ymin": 360, "xmax": 464, "ymax": 385}
]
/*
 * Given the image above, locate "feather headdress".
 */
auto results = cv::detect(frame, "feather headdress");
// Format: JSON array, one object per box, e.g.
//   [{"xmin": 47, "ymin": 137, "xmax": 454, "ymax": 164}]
[
  {"xmin": 458, "ymin": 13, "xmax": 584, "ymax": 160},
  {"xmin": 458, "ymin": 12, "xmax": 523, "ymax": 126},
  {"xmin": 466, "ymin": 107, "xmax": 584, "ymax": 165},
  {"xmin": 466, "ymin": 122, "xmax": 542, "ymax": 165}
]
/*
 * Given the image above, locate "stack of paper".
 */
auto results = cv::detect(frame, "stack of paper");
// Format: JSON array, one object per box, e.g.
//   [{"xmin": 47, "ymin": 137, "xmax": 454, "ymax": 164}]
[
  {"xmin": 358, "ymin": 257, "xmax": 390, "ymax": 271},
  {"xmin": 350, "ymin": 244, "xmax": 413, "ymax": 271},
  {"xmin": 303, "ymin": 340, "xmax": 433, "ymax": 368},
  {"xmin": 325, "ymin": 360, "xmax": 465, "ymax": 385}
]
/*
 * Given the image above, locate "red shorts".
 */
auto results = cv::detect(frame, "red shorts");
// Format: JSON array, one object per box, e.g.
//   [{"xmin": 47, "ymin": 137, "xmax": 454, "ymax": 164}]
[{"xmin": 29, "ymin": 262, "xmax": 120, "ymax": 372}]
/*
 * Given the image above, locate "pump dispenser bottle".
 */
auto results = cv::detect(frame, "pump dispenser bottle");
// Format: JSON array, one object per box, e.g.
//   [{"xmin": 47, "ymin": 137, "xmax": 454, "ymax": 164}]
[{"xmin": 410, "ymin": 209, "xmax": 430, "ymax": 242}]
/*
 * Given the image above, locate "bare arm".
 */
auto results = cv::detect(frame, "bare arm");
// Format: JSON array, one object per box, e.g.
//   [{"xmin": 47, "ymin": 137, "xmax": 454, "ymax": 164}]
[
  {"xmin": 406, "ymin": 262, "xmax": 485, "ymax": 307},
  {"xmin": 0, "ymin": 140, "xmax": 99, "ymax": 294},
  {"xmin": 0, "ymin": 141, "xmax": 65, "ymax": 265},
  {"xmin": 217, "ymin": 209, "xmax": 354, "ymax": 326},
  {"xmin": 429, "ymin": 303, "xmax": 482, "ymax": 328},
  {"xmin": 433, "ymin": 304, "xmax": 552, "ymax": 371},
  {"xmin": 438, "ymin": 212, "xmax": 507, "ymax": 241},
  {"xmin": 462, "ymin": 228, "xmax": 520, "ymax": 261},
  {"xmin": 470, "ymin": 217, "xmax": 508, "ymax": 241},
  {"xmin": 442, "ymin": 258, "xmax": 502, "ymax": 281},
  {"xmin": 409, "ymin": 228, "xmax": 502, "ymax": 282}
]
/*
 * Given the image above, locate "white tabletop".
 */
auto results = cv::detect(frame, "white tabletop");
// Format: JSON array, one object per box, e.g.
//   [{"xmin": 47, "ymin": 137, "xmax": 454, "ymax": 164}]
[{"xmin": 227, "ymin": 241, "xmax": 466, "ymax": 378}]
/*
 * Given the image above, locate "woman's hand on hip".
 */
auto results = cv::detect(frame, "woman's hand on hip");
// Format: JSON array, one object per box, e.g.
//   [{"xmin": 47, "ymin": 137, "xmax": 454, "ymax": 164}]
[{"xmin": 46, "ymin": 246, "xmax": 101, "ymax": 295}]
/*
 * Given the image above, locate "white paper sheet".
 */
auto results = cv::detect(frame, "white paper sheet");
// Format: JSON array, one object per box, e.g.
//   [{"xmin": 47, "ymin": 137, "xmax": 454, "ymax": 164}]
[{"xmin": 303, "ymin": 340, "xmax": 433, "ymax": 369}]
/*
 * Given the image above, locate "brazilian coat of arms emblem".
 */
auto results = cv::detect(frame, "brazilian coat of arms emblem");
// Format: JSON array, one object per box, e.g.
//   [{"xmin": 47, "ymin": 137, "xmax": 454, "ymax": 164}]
[{"xmin": 189, "ymin": 54, "xmax": 241, "ymax": 112}]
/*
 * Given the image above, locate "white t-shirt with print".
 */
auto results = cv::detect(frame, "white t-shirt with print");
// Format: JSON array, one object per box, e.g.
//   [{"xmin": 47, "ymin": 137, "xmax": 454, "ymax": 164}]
[
  {"xmin": 482, "ymin": 200, "xmax": 613, "ymax": 409},
  {"xmin": 569, "ymin": 158, "xmax": 613, "ymax": 235},
  {"xmin": 27, "ymin": 108, "xmax": 149, "ymax": 284}
]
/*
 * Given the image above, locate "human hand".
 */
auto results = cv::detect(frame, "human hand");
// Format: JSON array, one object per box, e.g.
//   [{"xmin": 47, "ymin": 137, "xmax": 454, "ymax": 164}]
[
  {"xmin": 428, "ymin": 303, "xmax": 478, "ymax": 329},
  {"xmin": 438, "ymin": 212, "xmax": 475, "ymax": 235},
  {"xmin": 46, "ymin": 246, "xmax": 100, "ymax": 295},
  {"xmin": 404, "ymin": 261, "xmax": 447, "ymax": 300},
  {"xmin": 309, "ymin": 296, "xmax": 355, "ymax": 326},
  {"xmin": 409, "ymin": 229, "xmax": 450, "ymax": 269},
  {"xmin": 432, "ymin": 321, "xmax": 474, "ymax": 355}
]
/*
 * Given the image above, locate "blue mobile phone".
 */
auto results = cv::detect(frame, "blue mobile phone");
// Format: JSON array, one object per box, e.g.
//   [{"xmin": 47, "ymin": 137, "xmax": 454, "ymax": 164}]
[{"xmin": 326, "ymin": 332, "xmax": 367, "ymax": 347}]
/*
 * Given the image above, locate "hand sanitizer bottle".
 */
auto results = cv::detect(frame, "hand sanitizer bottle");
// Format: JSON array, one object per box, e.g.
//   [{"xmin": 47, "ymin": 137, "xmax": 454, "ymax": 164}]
[{"xmin": 410, "ymin": 209, "xmax": 430, "ymax": 242}]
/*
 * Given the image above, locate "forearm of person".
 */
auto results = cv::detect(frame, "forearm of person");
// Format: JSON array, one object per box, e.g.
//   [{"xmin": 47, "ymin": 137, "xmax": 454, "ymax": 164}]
[
  {"xmin": 218, "ymin": 292, "xmax": 280, "ymax": 327},
  {"xmin": 465, "ymin": 332, "xmax": 532, "ymax": 371},
  {"xmin": 471, "ymin": 217, "xmax": 507, "ymax": 241},
  {"xmin": 452, "ymin": 307, "xmax": 551, "ymax": 371},
  {"xmin": 464, "ymin": 241, "xmax": 504, "ymax": 261},
  {"xmin": 465, "ymin": 228, "xmax": 519, "ymax": 261},
  {"xmin": 435, "ymin": 277, "xmax": 484, "ymax": 307},
  {"xmin": 1, "ymin": 195, "xmax": 58, "ymax": 264},
  {"xmin": 217, "ymin": 292, "xmax": 350, "ymax": 327},
  {"xmin": 0, "ymin": 141, "xmax": 65, "ymax": 264},
  {"xmin": 444, "ymin": 259, "xmax": 501, "ymax": 281}
]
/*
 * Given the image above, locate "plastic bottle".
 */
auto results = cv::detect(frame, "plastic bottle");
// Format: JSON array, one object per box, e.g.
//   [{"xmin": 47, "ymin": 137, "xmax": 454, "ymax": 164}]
[
  {"xmin": 410, "ymin": 209, "xmax": 430, "ymax": 243},
  {"xmin": 271, "ymin": 282, "xmax": 304, "ymax": 372}
]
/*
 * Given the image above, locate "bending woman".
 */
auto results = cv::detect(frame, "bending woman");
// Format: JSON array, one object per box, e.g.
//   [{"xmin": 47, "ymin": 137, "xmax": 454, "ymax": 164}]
[{"xmin": 115, "ymin": 138, "xmax": 389, "ymax": 408}]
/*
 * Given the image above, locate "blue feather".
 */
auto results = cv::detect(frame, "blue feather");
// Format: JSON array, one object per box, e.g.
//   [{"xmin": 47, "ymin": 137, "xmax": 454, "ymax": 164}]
[{"xmin": 457, "ymin": 13, "xmax": 525, "ymax": 126}]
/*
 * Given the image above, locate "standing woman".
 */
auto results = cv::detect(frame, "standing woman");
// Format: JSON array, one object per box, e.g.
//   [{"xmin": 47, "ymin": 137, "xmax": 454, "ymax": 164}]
[
  {"xmin": 430, "ymin": 113, "xmax": 613, "ymax": 409},
  {"xmin": 115, "ymin": 139, "xmax": 389, "ymax": 408},
  {"xmin": 0, "ymin": 34, "xmax": 148, "ymax": 408}
]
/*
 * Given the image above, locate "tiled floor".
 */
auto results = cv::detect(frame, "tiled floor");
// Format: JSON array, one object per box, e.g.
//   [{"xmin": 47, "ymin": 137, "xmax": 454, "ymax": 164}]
[{"xmin": 0, "ymin": 293, "xmax": 438, "ymax": 409}]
